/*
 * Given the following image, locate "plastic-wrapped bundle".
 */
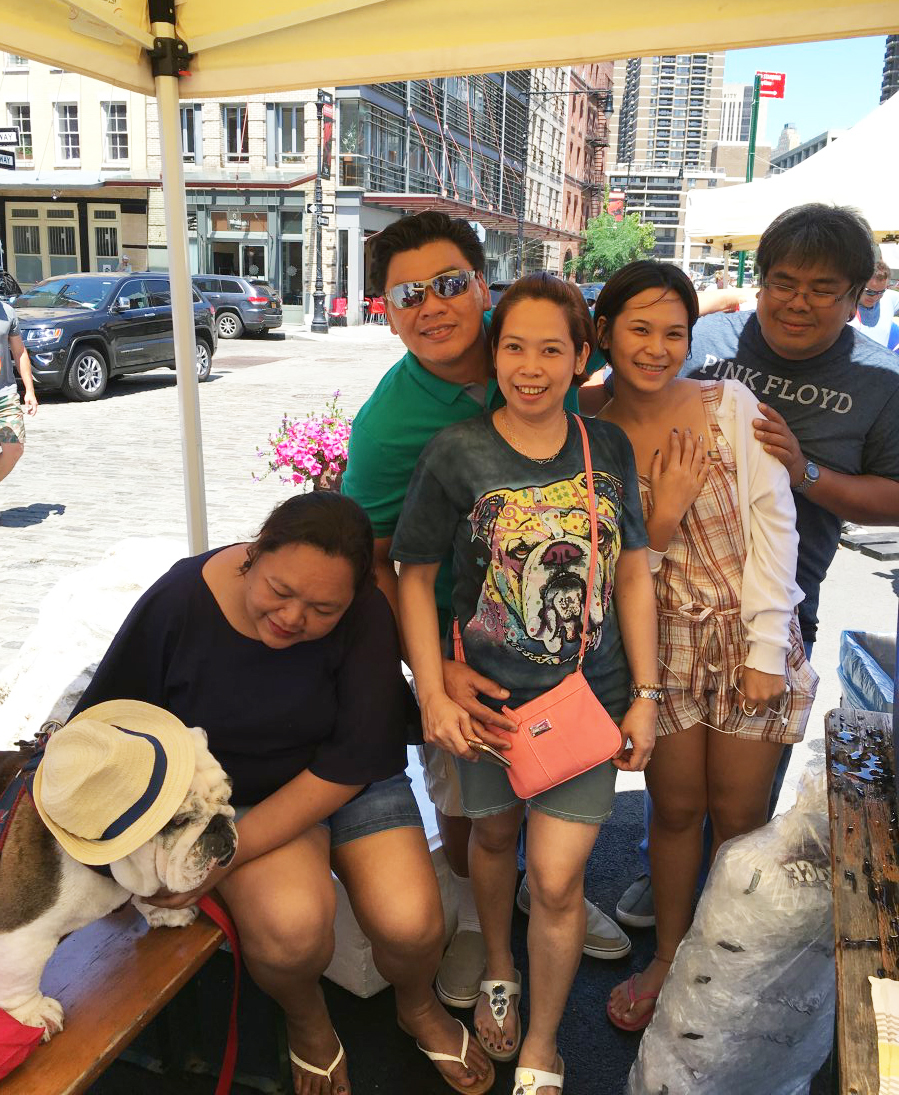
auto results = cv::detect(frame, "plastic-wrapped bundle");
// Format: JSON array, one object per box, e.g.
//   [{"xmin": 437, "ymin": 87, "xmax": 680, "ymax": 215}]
[{"xmin": 627, "ymin": 759, "xmax": 834, "ymax": 1095}]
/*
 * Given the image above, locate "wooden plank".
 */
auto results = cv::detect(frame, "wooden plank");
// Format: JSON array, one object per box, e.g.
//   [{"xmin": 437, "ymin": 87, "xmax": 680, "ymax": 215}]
[
  {"xmin": 2, "ymin": 904, "xmax": 223, "ymax": 1095},
  {"xmin": 858, "ymin": 541, "xmax": 899, "ymax": 562},
  {"xmin": 825, "ymin": 707, "xmax": 898, "ymax": 1095}
]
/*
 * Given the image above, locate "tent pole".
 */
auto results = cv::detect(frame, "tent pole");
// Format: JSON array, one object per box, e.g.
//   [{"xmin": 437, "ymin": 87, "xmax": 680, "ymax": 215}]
[
  {"xmin": 149, "ymin": 10, "xmax": 208, "ymax": 554},
  {"xmin": 736, "ymin": 74, "xmax": 762, "ymax": 288}
]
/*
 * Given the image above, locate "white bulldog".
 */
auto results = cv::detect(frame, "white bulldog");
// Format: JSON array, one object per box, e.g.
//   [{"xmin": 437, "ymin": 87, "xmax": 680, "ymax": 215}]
[{"xmin": 0, "ymin": 725, "xmax": 237, "ymax": 1040}]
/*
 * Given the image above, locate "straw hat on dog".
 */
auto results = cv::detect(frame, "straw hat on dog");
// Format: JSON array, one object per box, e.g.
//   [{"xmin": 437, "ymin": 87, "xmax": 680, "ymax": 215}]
[{"xmin": 32, "ymin": 700, "xmax": 196, "ymax": 866}]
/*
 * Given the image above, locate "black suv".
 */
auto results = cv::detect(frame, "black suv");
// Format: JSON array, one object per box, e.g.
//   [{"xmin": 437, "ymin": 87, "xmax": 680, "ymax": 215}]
[{"xmin": 13, "ymin": 273, "xmax": 218, "ymax": 401}]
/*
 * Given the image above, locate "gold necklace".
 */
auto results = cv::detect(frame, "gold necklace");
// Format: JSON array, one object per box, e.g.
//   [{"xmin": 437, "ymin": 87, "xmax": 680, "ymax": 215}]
[{"xmin": 500, "ymin": 409, "xmax": 568, "ymax": 464}]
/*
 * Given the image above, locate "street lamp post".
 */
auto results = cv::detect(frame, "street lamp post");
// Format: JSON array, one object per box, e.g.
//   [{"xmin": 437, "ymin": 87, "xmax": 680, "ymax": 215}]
[
  {"xmin": 515, "ymin": 84, "xmax": 613, "ymax": 279},
  {"xmin": 310, "ymin": 88, "xmax": 333, "ymax": 334}
]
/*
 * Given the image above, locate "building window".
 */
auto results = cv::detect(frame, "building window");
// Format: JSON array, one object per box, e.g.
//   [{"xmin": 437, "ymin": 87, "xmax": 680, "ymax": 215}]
[
  {"xmin": 4, "ymin": 54, "xmax": 28, "ymax": 70},
  {"xmin": 180, "ymin": 105, "xmax": 198, "ymax": 163},
  {"xmin": 8, "ymin": 104, "xmax": 32, "ymax": 162},
  {"xmin": 56, "ymin": 103, "xmax": 80, "ymax": 162},
  {"xmin": 7, "ymin": 203, "xmax": 80, "ymax": 285},
  {"xmin": 102, "ymin": 102, "xmax": 128, "ymax": 162},
  {"xmin": 222, "ymin": 105, "xmax": 248, "ymax": 162},
  {"xmin": 278, "ymin": 104, "xmax": 305, "ymax": 162},
  {"xmin": 90, "ymin": 206, "xmax": 122, "ymax": 271}
]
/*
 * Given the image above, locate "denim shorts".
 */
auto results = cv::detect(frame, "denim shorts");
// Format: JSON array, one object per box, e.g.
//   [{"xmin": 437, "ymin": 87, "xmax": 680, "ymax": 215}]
[
  {"xmin": 455, "ymin": 754, "xmax": 618, "ymax": 826},
  {"xmin": 233, "ymin": 771, "xmax": 423, "ymax": 849}
]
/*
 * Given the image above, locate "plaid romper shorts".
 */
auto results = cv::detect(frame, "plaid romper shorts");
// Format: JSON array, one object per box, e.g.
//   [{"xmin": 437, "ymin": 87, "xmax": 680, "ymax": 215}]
[{"xmin": 639, "ymin": 381, "xmax": 817, "ymax": 744}]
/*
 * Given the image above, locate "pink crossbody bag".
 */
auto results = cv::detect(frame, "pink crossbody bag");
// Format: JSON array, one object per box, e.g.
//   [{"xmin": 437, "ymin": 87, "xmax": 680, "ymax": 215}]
[{"xmin": 453, "ymin": 416, "xmax": 622, "ymax": 798}]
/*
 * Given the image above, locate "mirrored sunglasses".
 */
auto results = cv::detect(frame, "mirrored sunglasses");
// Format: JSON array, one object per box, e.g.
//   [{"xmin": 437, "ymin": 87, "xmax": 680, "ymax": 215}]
[
  {"xmin": 385, "ymin": 269, "xmax": 475, "ymax": 309},
  {"xmin": 862, "ymin": 287, "xmax": 886, "ymax": 298}
]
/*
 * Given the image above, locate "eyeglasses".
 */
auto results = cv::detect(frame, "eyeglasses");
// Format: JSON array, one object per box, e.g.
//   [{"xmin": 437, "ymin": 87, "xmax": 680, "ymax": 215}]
[
  {"xmin": 861, "ymin": 287, "xmax": 886, "ymax": 298},
  {"xmin": 762, "ymin": 280, "xmax": 853, "ymax": 309},
  {"xmin": 385, "ymin": 269, "xmax": 475, "ymax": 309}
]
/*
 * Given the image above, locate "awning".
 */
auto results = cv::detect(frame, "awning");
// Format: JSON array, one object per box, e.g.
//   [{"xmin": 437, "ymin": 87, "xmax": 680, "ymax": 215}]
[
  {"xmin": 0, "ymin": 1, "xmax": 892, "ymax": 100},
  {"xmin": 363, "ymin": 193, "xmax": 582, "ymax": 243}
]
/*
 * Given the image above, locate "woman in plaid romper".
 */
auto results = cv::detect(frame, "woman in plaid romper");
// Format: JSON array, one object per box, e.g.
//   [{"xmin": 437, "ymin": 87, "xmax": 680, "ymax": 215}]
[{"xmin": 597, "ymin": 262, "xmax": 817, "ymax": 1031}]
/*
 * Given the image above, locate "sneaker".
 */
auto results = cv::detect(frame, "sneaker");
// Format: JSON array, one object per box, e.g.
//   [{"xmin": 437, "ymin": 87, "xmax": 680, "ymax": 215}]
[
  {"xmin": 516, "ymin": 877, "xmax": 631, "ymax": 960},
  {"xmin": 435, "ymin": 930, "xmax": 487, "ymax": 1009},
  {"xmin": 615, "ymin": 874, "xmax": 656, "ymax": 928}
]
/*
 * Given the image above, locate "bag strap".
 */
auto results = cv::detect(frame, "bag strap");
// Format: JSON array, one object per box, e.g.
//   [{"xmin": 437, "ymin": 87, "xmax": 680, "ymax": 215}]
[
  {"xmin": 572, "ymin": 415, "xmax": 598, "ymax": 670},
  {"xmin": 198, "ymin": 894, "xmax": 241, "ymax": 1095},
  {"xmin": 453, "ymin": 415, "xmax": 598, "ymax": 672}
]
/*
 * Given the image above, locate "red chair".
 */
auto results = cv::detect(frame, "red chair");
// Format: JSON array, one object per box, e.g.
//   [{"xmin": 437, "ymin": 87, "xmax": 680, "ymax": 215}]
[
  {"xmin": 367, "ymin": 296, "xmax": 387, "ymax": 324},
  {"xmin": 328, "ymin": 297, "xmax": 348, "ymax": 326}
]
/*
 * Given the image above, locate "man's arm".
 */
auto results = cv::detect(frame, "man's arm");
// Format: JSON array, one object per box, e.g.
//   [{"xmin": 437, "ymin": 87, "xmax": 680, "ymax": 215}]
[
  {"xmin": 753, "ymin": 402, "xmax": 899, "ymax": 524},
  {"xmin": 11, "ymin": 333, "xmax": 37, "ymax": 415}
]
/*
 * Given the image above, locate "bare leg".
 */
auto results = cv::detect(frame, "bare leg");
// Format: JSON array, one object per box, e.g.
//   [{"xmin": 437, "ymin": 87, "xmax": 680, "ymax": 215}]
[
  {"xmin": 437, "ymin": 808, "xmax": 473, "ymax": 878},
  {"xmin": 707, "ymin": 735, "xmax": 784, "ymax": 859},
  {"xmin": 609, "ymin": 724, "xmax": 708, "ymax": 1027},
  {"xmin": 218, "ymin": 826, "xmax": 348, "ymax": 1095},
  {"xmin": 0, "ymin": 441, "xmax": 23, "ymax": 484},
  {"xmin": 333, "ymin": 826, "xmax": 491, "ymax": 1090},
  {"xmin": 468, "ymin": 805, "xmax": 525, "ymax": 1054},
  {"xmin": 520, "ymin": 810, "xmax": 601, "ymax": 1094}
]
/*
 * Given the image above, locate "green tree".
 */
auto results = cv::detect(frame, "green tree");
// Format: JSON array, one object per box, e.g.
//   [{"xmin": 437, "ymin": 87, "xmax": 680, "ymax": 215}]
[{"xmin": 569, "ymin": 212, "xmax": 656, "ymax": 280}]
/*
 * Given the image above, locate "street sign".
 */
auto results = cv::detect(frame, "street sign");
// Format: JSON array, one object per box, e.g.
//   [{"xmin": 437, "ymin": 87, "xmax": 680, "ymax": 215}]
[
  {"xmin": 757, "ymin": 71, "xmax": 786, "ymax": 99},
  {"xmin": 0, "ymin": 149, "xmax": 15, "ymax": 171},
  {"xmin": 306, "ymin": 203, "xmax": 335, "ymax": 214},
  {"xmin": 316, "ymin": 214, "xmax": 329, "ymax": 226},
  {"xmin": 0, "ymin": 127, "xmax": 19, "ymax": 145}
]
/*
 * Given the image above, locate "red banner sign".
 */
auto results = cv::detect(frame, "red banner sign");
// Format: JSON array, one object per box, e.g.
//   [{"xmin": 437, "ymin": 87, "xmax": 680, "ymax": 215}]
[{"xmin": 757, "ymin": 71, "xmax": 786, "ymax": 99}]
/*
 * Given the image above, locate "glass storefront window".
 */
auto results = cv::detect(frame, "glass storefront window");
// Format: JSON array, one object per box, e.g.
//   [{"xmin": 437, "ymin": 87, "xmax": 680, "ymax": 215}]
[{"xmin": 281, "ymin": 240, "xmax": 304, "ymax": 306}]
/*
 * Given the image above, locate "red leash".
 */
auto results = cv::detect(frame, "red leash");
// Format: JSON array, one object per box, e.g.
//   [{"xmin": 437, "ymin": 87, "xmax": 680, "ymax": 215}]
[{"xmin": 198, "ymin": 895, "xmax": 241, "ymax": 1095}]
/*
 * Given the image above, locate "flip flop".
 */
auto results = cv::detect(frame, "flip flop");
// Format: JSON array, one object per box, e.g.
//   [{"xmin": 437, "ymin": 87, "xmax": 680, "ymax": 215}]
[
  {"xmin": 606, "ymin": 974, "xmax": 659, "ymax": 1032},
  {"xmin": 399, "ymin": 1016, "xmax": 496, "ymax": 1095},
  {"xmin": 475, "ymin": 971, "xmax": 522, "ymax": 1061},
  {"xmin": 289, "ymin": 1032, "xmax": 346, "ymax": 1084}
]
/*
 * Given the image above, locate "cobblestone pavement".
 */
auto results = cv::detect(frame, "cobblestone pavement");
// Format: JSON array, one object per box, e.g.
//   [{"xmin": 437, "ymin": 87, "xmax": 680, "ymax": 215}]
[{"xmin": 0, "ymin": 324, "xmax": 403, "ymax": 676}]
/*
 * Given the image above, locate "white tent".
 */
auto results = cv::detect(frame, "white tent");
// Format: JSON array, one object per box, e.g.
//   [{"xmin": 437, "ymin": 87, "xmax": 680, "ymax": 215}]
[
  {"xmin": 684, "ymin": 91, "xmax": 899, "ymax": 261},
  {"xmin": 1, "ymin": 1, "xmax": 894, "ymax": 550}
]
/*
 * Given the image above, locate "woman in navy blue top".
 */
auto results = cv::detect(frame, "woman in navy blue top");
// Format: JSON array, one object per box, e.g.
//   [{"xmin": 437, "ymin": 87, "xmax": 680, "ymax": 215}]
[{"xmin": 73, "ymin": 491, "xmax": 493, "ymax": 1095}]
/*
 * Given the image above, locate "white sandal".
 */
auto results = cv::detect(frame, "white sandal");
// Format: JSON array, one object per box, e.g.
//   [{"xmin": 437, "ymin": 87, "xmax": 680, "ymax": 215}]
[
  {"xmin": 289, "ymin": 1033, "xmax": 345, "ymax": 1084},
  {"xmin": 513, "ymin": 1055, "xmax": 565, "ymax": 1094},
  {"xmin": 401, "ymin": 1017, "xmax": 495, "ymax": 1095},
  {"xmin": 476, "ymin": 971, "xmax": 522, "ymax": 1061}
]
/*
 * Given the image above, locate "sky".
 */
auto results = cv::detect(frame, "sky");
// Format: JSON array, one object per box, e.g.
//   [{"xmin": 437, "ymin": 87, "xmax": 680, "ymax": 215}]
[{"xmin": 724, "ymin": 36, "xmax": 887, "ymax": 149}]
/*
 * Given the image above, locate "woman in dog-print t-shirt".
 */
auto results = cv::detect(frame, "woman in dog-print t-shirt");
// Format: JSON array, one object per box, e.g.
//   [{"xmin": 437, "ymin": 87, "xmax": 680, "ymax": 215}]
[
  {"xmin": 392, "ymin": 275, "xmax": 658, "ymax": 1092},
  {"xmin": 71, "ymin": 491, "xmax": 496, "ymax": 1095}
]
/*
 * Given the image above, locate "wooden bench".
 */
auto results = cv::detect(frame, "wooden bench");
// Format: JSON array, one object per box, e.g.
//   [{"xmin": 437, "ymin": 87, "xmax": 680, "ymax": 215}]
[
  {"xmin": 825, "ymin": 707, "xmax": 898, "ymax": 1095},
  {"xmin": 2, "ymin": 904, "xmax": 223, "ymax": 1095}
]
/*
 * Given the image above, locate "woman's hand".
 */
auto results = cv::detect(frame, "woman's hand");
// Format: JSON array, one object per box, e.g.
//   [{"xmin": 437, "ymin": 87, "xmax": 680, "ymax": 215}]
[
  {"xmin": 649, "ymin": 428, "xmax": 710, "ymax": 533},
  {"xmin": 144, "ymin": 861, "xmax": 235, "ymax": 909},
  {"xmin": 442, "ymin": 658, "xmax": 516, "ymax": 743},
  {"xmin": 420, "ymin": 690, "xmax": 483, "ymax": 760},
  {"xmin": 737, "ymin": 667, "xmax": 786, "ymax": 715},
  {"xmin": 613, "ymin": 698, "xmax": 657, "ymax": 772}
]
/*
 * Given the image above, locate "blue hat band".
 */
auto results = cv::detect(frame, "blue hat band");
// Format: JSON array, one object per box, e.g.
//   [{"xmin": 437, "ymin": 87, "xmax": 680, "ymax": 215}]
[{"xmin": 100, "ymin": 724, "xmax": 169, "ymax": 840}]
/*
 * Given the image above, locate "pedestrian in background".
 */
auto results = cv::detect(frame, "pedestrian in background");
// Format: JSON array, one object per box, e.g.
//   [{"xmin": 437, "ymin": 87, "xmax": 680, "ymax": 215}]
[{"xmin": 0, "ymin": 300, "xmax": 37, "ymax": 485}]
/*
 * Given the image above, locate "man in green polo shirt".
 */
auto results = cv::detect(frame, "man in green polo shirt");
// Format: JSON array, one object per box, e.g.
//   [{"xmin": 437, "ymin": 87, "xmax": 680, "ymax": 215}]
[{"xmin": 342, "ymin": 212, "xmax": 631, "ymax": 1018}]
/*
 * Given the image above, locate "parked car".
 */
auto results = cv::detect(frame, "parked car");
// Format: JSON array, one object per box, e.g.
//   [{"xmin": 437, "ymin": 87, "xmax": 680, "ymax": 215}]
[
  {"xmin": 488, "ymin": 280, "xmax": 515, "ymax": 306},
  {"xmin": 0, "ymin": 270, "xmax": 22, "ymax": 304},
  {"xmin": 577, "ymin": 282, "xmax": 605, "ymax": 307},
  {"xmin": 191, "ymin": 274, "xmax": 282, "ymax": 339},
  {"xmin": 13, "ymin": 272, "xmax": 217, "ymax": 402}
]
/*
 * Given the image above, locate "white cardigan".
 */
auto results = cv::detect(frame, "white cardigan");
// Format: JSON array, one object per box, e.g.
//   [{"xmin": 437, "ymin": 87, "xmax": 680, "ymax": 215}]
[{"xmin": 646, "ymin": 379, "xmax": 803, "ymax": 676}]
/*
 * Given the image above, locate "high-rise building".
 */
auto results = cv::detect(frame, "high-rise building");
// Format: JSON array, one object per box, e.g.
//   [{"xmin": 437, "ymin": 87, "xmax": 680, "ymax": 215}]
[
  {"xmin": 719, "ymin": 82, "xmax": 767, "ymax": 143},
  {"xmin": 605, "ymin": 52, "xmax": 725, "ymax": 263},
  {"xmin": 773, "ymin": 122, "xmax": 801, "ymax": 158},
  {"xmin": 883, "ymin": 35, "xmax": 899, "ymax": 103}
]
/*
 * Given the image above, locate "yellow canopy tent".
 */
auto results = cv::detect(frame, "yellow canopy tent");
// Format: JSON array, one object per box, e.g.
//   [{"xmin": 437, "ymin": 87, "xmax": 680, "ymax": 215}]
[{"xmin": 1, "ymin": 0, "xmax": 894, "ymax": 549}]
